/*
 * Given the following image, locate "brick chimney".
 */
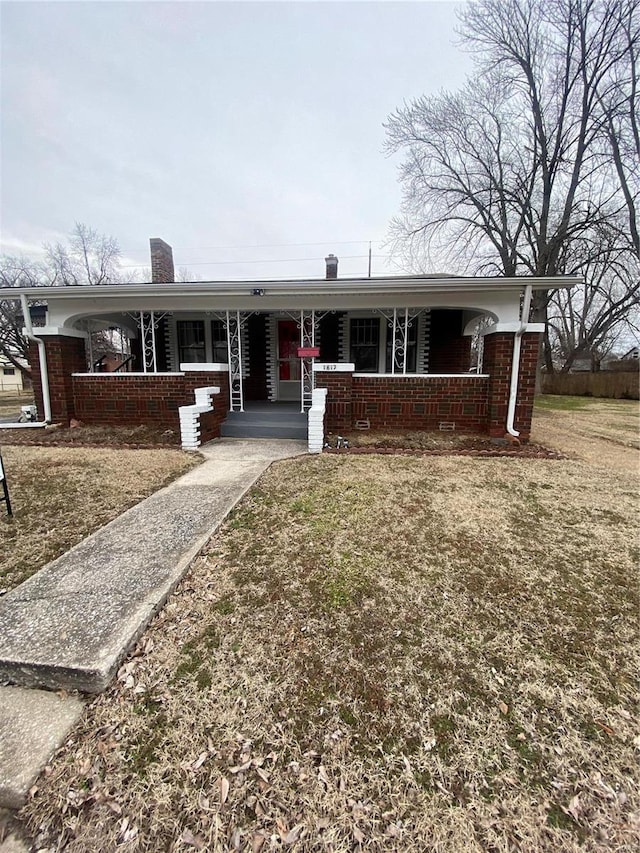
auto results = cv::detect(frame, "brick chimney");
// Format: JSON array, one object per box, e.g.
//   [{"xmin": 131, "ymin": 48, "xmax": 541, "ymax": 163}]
[
  {"xmin": 325, "ymin": 253, "xmax": 338, "ymax": 279},
  {"xmin": 150, "ymin": 238, "xmax": 175, "ymax": 283}
]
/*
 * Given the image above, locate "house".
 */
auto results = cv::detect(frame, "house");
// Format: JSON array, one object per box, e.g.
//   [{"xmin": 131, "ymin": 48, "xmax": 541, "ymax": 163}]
[
  {"xmin": 0, "ymin": 359, "xmax": 25, "ymax": 393},
  {"xmin": 8, "ymin": 238, "xmax": 579, "ymax": 450},
  {"xmin": 621, "ymin": 346, "xmax": 639, "ymax": 361}
]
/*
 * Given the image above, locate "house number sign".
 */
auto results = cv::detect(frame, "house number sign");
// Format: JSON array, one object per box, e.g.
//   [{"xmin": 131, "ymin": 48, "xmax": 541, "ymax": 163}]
[{"xmin": 312, "ymin": 363, "xmax": 355, "ymax": 372}]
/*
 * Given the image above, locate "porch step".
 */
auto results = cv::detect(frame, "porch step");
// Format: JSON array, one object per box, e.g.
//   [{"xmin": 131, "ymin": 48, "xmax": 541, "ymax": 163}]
[{"xmin": 221, "ymin": 406, "xmax": 307, "ymax": 440}]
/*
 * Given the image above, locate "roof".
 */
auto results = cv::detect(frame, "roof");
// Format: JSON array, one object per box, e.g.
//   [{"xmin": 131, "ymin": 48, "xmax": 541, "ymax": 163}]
[
  {"xmin": 2, "ymin": 273, "xmax": 580, "ymax": 301},
  {"xmin": 4, "ymin": 274, "xmax": 581, "ymax": 332}
]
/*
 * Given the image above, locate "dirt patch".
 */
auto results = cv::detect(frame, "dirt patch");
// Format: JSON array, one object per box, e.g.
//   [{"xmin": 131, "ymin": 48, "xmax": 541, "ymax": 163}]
[
  {"xmin": 0, "ymin": 423, "xmax": 182, "ymax": 449},
  {"xmin": 0, "ymin": 445, "xmax": 200, "ymax": 590},
  {"xmin": 19, "ymin": 451, "xmax": 640, "ymax": 852},
  {"xmin": 323, "ymin": 428, "xmax": 565, "ymax": 459}
]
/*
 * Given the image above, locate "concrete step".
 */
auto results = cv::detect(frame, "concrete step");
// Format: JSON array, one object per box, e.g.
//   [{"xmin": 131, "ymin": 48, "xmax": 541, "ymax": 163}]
[
  {"xmin": 221, "ymin": 421, "xmax": 307, "ymax": 440},
  {"xmin": 224, "ymin": 408, "xmax": 306, "ymax": 425},
  {"xmin": 221, "ymin": 406, "xmax": 307, "ymax": 439}
]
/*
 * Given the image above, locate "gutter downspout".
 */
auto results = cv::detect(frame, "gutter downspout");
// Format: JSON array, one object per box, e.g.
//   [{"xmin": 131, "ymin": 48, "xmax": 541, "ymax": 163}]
[
  {"xmin": 505, "ymin": 283, "xmax": 533, "ymax": 438},
  {"xmin": 20, "ymin": 294, "xmax": 51, "ymax": 423}
]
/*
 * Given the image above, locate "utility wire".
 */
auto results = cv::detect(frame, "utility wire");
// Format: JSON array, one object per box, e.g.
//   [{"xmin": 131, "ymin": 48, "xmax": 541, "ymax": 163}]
[
  {"xmin": 120, "ymin": 253, "xmax": 391, "ymax": 269},
  {"xmin": 120, "ymin": 238, "xmax": 385, "ymax": 254}
]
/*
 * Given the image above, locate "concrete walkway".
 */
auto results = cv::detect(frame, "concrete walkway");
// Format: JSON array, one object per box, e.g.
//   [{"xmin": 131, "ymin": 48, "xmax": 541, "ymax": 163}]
[{"xmin": 0, "ymin": 438, "xmax": 306, "ymax": 812}]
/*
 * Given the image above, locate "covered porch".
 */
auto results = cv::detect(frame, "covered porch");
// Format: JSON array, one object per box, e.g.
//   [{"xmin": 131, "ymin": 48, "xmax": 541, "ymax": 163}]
[{"xmin": 13, "ymin": 266, "xmax": 578, "ymax": 449}]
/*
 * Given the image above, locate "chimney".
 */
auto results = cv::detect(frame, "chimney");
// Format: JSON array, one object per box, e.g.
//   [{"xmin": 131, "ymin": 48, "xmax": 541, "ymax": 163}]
[
  {"xmin": 150, "ymin": 238, "xmax": 175, "ymax": 283},
  {"xmin": 325, "ymin": 253, "xmax": 338, "ymax": 280}
]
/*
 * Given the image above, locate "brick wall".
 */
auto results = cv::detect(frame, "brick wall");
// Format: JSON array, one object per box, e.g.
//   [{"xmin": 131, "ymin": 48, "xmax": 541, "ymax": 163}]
[
  {"xmin": 316, "ymin": 368, "xmax": 488, "ymax": 433},
  {"xmin": 316, "ymin": 332, "xmax": 541, "ymax": 439},
  {"xmin": 353, "ymin": 375, "xmax": 489, "ymax": 432},
  {"xmin": 429, "ymin": 336, "xmax": 472, "ymax": 374},
  {"xmin": 29, "ymin": 336, "xmax": 87, "ymax": 422},
  {"xmin": 314, "ymin": 371, "xmax": 353, "ymax": 430},
  {"xmin": 483, "ymin": 332, "xmax": 541, "ymax": 440},
  {"xmin": 72, "ymin": 371, "xmax": 230, "ymax": 436},
  {"xmin": 429, "ymin": 310, "xmax": 472, "ymax": 373},
  {"xmin": 514, "ymin": 334, "xmax": 541, "ymax": 439}
]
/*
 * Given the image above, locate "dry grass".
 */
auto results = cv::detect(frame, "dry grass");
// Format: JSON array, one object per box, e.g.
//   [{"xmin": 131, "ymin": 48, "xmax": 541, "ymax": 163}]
[
  {"xmin": 0, "ymin": 392, "xmax": 33, "ymax": 419},
  {"xmin": 18, "ymin": 405, "xmax": 639, "ymax": 852},
  {"xmin": 0, "ymin": 445, "xmax": 200, "ymax": 591},
  {"xmin": 532, "ymin": 396, "xmax": 639, "ymax": 471}
]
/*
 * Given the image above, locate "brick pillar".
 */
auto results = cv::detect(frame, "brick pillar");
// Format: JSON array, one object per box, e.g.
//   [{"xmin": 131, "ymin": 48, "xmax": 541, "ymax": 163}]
[
  {"xmin": 314, "ymin": 370, "xmax": 353, "ymax": 431},
  {"xmin": 150, "ymin": 238, "xmax": 175, "ymax": 283},
  {"xmin": 29, "ymin": 335, "xmax": 87, "ymax": 423},
  {"xmin": 514, "ymin": 333, "xmax": 542, "ymax": 440},
  {"xmin": 483, "ymin": 331, "xmax": 542, "ymax": 442}
]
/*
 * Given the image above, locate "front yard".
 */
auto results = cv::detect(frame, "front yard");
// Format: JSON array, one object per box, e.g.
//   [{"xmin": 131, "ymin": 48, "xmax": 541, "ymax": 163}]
[
  {"xmin": 0, "ymin": 445, "xmax": 199, "ymax": 591},
  {"xmin": 16, "ymin": 399, "xmax": 639, "ymax": 852}
]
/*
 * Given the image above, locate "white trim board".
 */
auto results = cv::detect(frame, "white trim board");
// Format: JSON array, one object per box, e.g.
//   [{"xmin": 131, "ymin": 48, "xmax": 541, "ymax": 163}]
[{"xmin": 352, "ymin": 373, "xmax": 489, "ymax": 379}]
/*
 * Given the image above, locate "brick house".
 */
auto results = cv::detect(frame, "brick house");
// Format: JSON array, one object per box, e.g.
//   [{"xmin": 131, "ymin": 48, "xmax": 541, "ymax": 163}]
[{"xmin": 12, "ymin": 238, "xmax": 578, "ymax": 451}]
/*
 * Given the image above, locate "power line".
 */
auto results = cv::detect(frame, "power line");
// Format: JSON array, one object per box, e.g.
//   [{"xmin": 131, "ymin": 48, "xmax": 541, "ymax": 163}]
[
  {"xmin": 120, "ymin": 253, "xmax": 391, "ymax": 269},
  {"xmin": 120, "ymin": 238, "xmax": 386, "ymax": 255}
]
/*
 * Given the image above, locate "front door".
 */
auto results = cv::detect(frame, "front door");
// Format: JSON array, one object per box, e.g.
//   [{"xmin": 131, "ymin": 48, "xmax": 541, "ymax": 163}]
[{"xmin": 277, "ymin": 320, "xmax": 301, "ymax": 401}]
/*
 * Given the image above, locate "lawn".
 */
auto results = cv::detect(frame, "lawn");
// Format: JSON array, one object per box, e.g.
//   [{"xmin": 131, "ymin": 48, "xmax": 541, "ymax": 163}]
[
  {"xmin": 0, "ymin": 391, "xmax": 34, "ymax": 420},
  {"xmin": 0, "ymin": 445, "xmax": 200, "ymax": 591},
  {"xmin": 531, "ymin": 395, "xmax": 639, "ymax": 469},
  {"xmin": 16, "ymin": 399, "xmax": 640, "ymax": 852}
]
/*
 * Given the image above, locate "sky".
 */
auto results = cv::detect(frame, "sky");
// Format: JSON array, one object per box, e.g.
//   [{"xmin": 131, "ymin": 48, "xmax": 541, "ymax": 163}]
[{"xmin": 0, "ymin": 0, "xmax": 473, "ymax": 280}]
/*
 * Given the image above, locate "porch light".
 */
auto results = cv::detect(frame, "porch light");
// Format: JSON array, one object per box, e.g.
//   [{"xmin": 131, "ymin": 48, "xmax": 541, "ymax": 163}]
[{"xmin": 251, "ymin": 288, "xmax": 265, "ymax": 297}]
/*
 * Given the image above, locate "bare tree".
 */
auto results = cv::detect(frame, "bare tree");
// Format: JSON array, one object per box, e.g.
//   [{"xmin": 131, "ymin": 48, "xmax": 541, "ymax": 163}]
[
  {"xmin": 385, "ymin": 0, "xmax": 639, "ymax": 371},
  {"xmin": 45, "ymin": 222, "xmax": 121, "ymax": 286},
  {"xmin": 0, "ymin": 224, "xmax": 124, "ymax": 376},
  {"xmin": 0, "ymin": 257, "xmax": 47, "ymax": 376},
  {"xmin": 548, "ymin": 225, "xmax": 640, "ymax": 369}
]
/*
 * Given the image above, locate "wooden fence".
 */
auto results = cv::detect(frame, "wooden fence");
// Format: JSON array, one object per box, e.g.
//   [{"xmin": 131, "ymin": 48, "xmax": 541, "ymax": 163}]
[{"xmin": 541, "ymin": 372, "xmax": 639, "ymax": 399}]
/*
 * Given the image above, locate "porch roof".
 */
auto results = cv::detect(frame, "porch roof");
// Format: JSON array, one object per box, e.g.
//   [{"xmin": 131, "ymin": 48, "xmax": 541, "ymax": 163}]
[
  {"xmin": 7, "ymin": 273, "xmax": 579, "ymax": 302},
  {"xmin": 8, "ymin": 274, "xmax": 579, "ymax": 329}
]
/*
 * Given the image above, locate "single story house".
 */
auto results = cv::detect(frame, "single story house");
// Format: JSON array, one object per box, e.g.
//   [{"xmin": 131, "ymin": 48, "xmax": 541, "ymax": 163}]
[
  {"xmin": 0, "ymin": 359, "xmax": 25, "ymax": 394},
  {"xmin": 8, "ymin": 238, "xmax": 578, "ymax": 451}
]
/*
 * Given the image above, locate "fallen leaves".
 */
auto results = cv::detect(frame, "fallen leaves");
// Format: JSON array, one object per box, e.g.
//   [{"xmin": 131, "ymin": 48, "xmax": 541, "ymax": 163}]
[
  {"xmin": 219, "ymin": 776, "xmax": 230, "ymax": 806},
  {"xmin": 16, "ymin": 452, "xmax": 640, "ymax": 852},
  {"xmin": 180, "ymin": 828, "xmax": 206, "ymax": 849}
]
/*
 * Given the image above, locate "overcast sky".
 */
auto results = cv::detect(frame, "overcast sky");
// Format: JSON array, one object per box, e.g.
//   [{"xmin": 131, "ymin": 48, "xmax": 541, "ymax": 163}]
[{"xmin": 1, "ymin": 0, "xmax": 472, "ymax": 280}]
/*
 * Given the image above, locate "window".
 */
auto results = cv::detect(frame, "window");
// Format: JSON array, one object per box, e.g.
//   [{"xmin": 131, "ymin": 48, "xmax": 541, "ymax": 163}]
[
  {"xmin": 385, "ymin": 316, "xmax": 418, "ymax": 372},
  {"xmin": 350, "ymin": 318, "xmax": 380, "ymax": 372},
  {"xmin": 177, "ymin": 320, "xmax": 205, "ymax": 363},
  {"xmin": 211, "ymin": 320, "xmax": 228, "ymax": 363},
  {"xmin": 3, "ymin": 367, "xmax": 15, "ymax": 376}
]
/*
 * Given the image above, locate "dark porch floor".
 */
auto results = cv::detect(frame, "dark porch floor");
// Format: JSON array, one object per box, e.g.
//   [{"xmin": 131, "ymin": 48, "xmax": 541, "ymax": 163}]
[{"xmin": 220, "ymin": 402, "xmax": 307, "ymax": 440}]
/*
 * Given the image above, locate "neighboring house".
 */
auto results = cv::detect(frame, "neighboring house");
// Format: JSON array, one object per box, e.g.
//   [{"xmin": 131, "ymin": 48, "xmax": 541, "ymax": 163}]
[
  {"xmin": 621, "ymin": 346, "xmax": 639, "ymax": 361},
  {"xmin": 0, "ymin": 359, "xmax": 24, "ymax": 393},
  {"xmin": 10, "ymin": 238, "xmax": 579, "ymax": 450}
]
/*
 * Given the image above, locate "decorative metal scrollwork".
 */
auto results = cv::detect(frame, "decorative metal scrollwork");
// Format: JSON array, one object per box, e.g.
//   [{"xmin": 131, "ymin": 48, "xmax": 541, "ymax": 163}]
[
  {"xmin": 226, "ymin": 310, "xmax": 244, "ymax": 412},
  {"xmin": 375, "ymin": 308, "xmax": 422, "ymax": 374},
  {"xmin": 300, "ymin": 309, "xmax": 316, "ymax": 412},
  {"xmin": 127, "ymin": 312, "xmax": 171, "ymax": 373}
]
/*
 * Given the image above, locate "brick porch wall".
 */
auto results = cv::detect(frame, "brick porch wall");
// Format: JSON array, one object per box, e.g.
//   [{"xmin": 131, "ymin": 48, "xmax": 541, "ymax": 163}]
[
  {"xmin": 72, "ymin": 371, "xmax": 230, "ymax": 437},
  {"xmin": 314, "ymin": 371, "xmax": 353, "ymax": 431},
  {"xmin": 352, "ymin": 375, "xmax": 489, "ymax": 432},
  {"xmin": 316, "ymin": 332, "xmax": 542, "ymax": 439}
]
